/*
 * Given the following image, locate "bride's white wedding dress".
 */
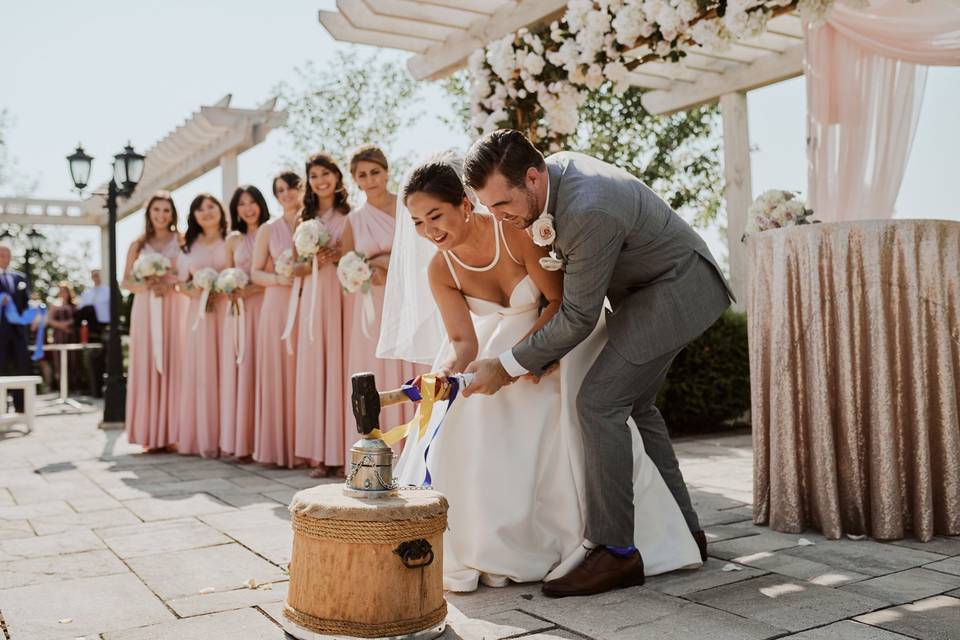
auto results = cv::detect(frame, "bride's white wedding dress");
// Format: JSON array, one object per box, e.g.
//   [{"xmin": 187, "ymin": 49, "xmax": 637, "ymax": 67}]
[{"xmin": 395, "ymin": 223, "xmax": 701, "ymax": 592}]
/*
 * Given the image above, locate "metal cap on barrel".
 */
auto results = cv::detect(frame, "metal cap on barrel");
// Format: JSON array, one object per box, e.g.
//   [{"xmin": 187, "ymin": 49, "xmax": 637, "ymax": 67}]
[{"xmin": 345, "ymin": 372, "xmax": 397, "ymax": 498}]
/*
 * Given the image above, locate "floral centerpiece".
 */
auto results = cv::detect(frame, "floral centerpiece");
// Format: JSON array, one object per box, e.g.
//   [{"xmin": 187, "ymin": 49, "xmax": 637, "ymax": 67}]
[{"xmin": 743, "ymin": 189, "xmax": 815, "ymax": 238}]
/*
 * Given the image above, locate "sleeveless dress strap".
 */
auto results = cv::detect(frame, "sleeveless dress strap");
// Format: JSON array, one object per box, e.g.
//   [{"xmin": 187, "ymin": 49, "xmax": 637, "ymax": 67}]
[
  {"xmin": 441, "ymin": 251, "xmax": 463, "ymax": 290},
  {"xmin": 498, "ymin": 221, "xmax": 523, "ymax": 266}
]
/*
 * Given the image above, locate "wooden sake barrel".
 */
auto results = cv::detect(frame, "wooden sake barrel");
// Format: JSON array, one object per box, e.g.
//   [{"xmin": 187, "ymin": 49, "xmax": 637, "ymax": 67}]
[{"xmin": 284, "ymin": 484, "xmax": 448, "ymax": 639}]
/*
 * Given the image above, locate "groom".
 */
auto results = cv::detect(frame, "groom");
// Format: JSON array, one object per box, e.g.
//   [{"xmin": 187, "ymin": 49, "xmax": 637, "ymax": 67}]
[{"xmin": 463, "ymin": 130, "xmax": 733, "ymax": 597}]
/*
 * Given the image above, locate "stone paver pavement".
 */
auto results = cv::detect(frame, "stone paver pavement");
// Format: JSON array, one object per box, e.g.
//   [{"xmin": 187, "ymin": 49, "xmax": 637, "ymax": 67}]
[{"xmin": 0, "ymin": 409, "xmax": 958, "ymax": 639}]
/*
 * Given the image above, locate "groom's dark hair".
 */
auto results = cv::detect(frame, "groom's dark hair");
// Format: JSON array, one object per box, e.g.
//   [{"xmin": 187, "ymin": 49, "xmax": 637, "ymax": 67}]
[{"xmin": 464, "ymin": 129, "xmax": 546, "ymax": 191}]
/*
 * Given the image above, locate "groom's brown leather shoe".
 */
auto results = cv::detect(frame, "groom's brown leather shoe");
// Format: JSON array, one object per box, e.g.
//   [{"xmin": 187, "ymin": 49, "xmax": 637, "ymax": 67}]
[
  {"xmin": 693, "ymin": 530, "xmax": 708, "ymax": 562},
  {"xmin": 541, "ymin": 547, "xmax": 645, "ymax": 598}
]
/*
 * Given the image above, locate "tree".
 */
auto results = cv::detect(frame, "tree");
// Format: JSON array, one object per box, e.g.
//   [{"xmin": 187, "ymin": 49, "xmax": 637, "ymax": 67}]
[
  {"xmin": 572, "ymin": 86, "xmax": 722, "ymax": 228},
  {"xmin": 0, "ymin": 224, "xmax": 94, "ymax": 300},
  {"xmin": 275, "ymin": 50, "xmax": 422, "ymax": 181},
  {"xmin": 442, "ymin": 73, "xmax": 723, "ymax": 229},
  {"xmin": 1, "ymin": 110, "xmax": 93, "ymax": 299}
]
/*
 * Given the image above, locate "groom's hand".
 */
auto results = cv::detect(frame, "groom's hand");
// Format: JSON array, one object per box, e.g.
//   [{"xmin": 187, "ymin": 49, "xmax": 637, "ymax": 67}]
[{"xmin": 463, "ymin": 358, "xmax": 515, "ymax": 397}]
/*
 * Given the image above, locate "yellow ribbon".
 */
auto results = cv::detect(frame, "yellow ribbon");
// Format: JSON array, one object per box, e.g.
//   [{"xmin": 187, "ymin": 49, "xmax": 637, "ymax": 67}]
[{"xmin": 378, "ymin": 374, "xmax": 439, "ymax": 446}]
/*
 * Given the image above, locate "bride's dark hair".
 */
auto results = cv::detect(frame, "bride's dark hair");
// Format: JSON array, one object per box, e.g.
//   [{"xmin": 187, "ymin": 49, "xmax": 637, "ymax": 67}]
[{"xmin": 402, "ymin": 161, "xmax": 466, "ymax": 207}]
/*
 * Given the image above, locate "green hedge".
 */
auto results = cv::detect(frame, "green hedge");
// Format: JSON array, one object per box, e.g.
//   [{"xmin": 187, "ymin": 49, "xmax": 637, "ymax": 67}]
[{"xmin": 656, "ymin": 310, "xmax": 751, "ymax": 435}]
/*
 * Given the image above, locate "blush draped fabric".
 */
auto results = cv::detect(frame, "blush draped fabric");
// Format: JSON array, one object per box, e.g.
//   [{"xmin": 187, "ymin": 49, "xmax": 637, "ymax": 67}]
[
  {"xmin": 805, "ymin": 0, "xmax": 960, "ymax": 222},
  {"xmin": 748, "ymin": 220, "xmax": 960, "ymax": 541}
]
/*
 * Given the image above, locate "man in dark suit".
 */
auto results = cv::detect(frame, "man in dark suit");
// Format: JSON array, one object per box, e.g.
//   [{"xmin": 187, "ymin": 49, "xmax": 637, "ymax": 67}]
[{"xmin": 0, "ymin": 242, "xmax": 32, "ymax": 412}]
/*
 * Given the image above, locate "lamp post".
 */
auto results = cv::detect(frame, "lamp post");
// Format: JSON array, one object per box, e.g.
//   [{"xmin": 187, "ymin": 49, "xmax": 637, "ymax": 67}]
[
  {"xmin": 67, "ymin": 142, "xmax": 145, "ymax": 428},
  {"xmin": 22, "ymin": 228, "xmax": 44, "ymax": 288}
]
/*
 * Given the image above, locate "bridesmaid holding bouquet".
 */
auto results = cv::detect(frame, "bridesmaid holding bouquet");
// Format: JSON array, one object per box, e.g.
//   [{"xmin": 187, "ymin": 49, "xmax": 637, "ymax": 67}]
[
  {"xmin": 122, "ymin": 191, "xmax": 185, "ymax": 452},
  {"xmin": 293, "ymin": 152, "xmax": 349, "ymax": 477},
  {"xmin": 219, "ymin": 185, "xmax": 269, "ymax": 461},
  {"xmin": 339, "ymin": 145, "xmax": 421, "ymax": 461},
  {"xmin": 251, "ymin": 171, "xmax": 303, "ymax": 467},
  {"xmin": 177, "ymin": 194, "xmax": 228, "ymax": 458}
]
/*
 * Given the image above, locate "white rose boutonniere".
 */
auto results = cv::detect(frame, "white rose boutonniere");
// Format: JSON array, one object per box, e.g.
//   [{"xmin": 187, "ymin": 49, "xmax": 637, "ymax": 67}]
[{"xmin": 531, "ymin": 213, "xmax": 557, "ymax": 247}]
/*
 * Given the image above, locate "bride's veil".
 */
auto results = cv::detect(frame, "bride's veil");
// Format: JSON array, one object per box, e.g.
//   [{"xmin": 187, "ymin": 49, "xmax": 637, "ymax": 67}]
[{"xmin": 377, "ymin": 150, "xmax": 475, "ymax": 364}]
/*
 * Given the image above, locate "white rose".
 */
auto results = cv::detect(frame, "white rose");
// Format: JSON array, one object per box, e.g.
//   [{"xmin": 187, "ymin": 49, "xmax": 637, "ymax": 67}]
[
  {"xmin": 522, "ymin": 51, "xmax": 546, "ymax": 76},
  {"xmin": 530, "ymin": 214, "xmax": 557, "ymax": 247}
]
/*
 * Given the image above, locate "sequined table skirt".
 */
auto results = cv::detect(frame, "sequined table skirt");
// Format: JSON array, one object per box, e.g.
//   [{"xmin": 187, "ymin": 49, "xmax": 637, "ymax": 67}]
[{"xmin": 748, "ymin": 220, "xmax": 960, "ymax": 541}]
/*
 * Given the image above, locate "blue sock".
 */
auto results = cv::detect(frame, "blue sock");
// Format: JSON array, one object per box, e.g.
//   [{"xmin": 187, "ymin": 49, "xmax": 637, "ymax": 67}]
[{"xmin": 605, "ymin": 544, "xmax": 637, "ymax": 557}]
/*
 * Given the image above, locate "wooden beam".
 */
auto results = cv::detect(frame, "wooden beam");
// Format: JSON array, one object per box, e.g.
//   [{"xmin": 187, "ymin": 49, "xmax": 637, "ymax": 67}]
[
  {"xmin": 319, "ymin": 10, "xmax": 432, "ymax": 53},
  {"xmin": 413, "ymin": 0, "xmax": 504, "ymax": 13},
  {"xmin": 406, "ymin": 0, "xmax": 568, "ymax": 80},
  {"xmin": 720, "ymin": 92, "xmax": 752, "ymax": 311},
  {"xmin": 641, "ymin": 43, "xmax": 804, "ymax": 115},
  {"xmin": 0, "ymin": 213, "xmax": 105, "ymax": 226},
  {"xmin": 364, "ymin": 0, "xmax": 478, "ymax": 29},
  {"xmin": 337, "ymin": 0, "xmax": 454, "ymax": 42}
]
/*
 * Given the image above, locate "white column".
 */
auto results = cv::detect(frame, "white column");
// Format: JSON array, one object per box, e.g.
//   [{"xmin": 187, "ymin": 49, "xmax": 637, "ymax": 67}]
[
  {"xmin": 720, "ymin": 91, "xmax": 752, "ymax": 312},
  {"xmin": 100, "ymin": 225, "xmax": 110, "ymax": 277},
  {"xmin": 220, "ymin": 152, "xmax": 239, "ymax": 204}
]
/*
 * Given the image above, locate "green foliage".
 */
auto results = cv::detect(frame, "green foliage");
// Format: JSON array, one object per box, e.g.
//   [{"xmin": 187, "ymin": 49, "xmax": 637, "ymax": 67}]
[
  {"xmin": 440, "ymin": 78, "xmax": 723, "ymax": 229},
  {"xmin": 0, "ymin": 224, "xmax": 94, "ymax": 301},
  {"xmin": 571, "ymin": 85, "xmax": 723, "ymax": 228},
  {"xmin": 275, "ymin": 50, "xmax": 422, "ymax": 179},
  {"xmin": 656, "ymin": 310, "xmax": 751, "ymax": 435}
]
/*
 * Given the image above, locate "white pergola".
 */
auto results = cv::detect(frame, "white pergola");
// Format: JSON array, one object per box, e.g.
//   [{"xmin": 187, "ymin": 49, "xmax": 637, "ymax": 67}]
[
  {"xmin": 0, "ymin": 95, "xmax": 287, "ymax": 273},
  {"xmin": 319, "ymin": 0, "xmax": 808, "ymax": 306}
]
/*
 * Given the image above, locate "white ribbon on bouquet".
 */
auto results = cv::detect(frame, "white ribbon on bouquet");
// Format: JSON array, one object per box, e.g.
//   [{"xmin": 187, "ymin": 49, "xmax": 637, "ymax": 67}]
[
  {"xmin": 280, "ymin": 276, "xmax": 302, "ymax": 356},
  {"xmin": 149, "ymin": 292, "xmax": 164, "ymax": 374}
]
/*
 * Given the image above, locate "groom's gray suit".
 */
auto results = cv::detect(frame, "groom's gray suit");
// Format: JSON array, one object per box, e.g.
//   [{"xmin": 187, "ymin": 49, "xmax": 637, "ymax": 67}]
[{"xmin": 511, "ymin": 152, "xmax": 733, "ymax": 546}]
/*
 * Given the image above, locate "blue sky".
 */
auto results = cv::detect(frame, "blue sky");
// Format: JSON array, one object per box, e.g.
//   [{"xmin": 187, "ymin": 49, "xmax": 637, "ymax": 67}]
[{"xmin": 2, "ymin": 0, "xmax": 958, "ymax": 281}]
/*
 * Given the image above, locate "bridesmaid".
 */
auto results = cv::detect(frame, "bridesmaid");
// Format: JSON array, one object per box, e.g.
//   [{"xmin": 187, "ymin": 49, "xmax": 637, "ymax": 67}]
[
  {"xmin": 251, "ymin": 171, "xmax": 302, "ymax": 467},
  {"xmin": 293, "ymin": 152, "xmax": 349, "ymax": 477},
  {"xmin": 220, "ymin": 185, "xmax": 269, "ymax": 461},
  {"xmin": 341, "ymin": 145, "xmax": 421, "ymax": 461},
  {"xmin": 177, "ymin": 193, "xmax": 228, "ymax": 458},
  {"xmin": 122, "ymin": 191, "xmax": 185, "ymax": 452}
]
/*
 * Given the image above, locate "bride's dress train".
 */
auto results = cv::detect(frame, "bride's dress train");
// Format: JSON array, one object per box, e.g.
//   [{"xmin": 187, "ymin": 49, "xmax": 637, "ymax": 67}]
[{"xmin": 395, "ymin": 274, "xmax": 702, "ymax": 592}]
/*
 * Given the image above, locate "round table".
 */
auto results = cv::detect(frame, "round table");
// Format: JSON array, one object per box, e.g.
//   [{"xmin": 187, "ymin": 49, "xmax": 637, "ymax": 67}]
[
  {"xmin": 42, "ymin": 342, "xmax": 103, "ymax": 411},
  {"xmin": 747, "ymin": 220, "xmax": 960, "ymax": 541}
]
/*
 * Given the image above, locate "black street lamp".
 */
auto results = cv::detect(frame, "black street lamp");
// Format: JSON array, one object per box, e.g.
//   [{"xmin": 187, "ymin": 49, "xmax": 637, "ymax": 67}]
[
  {"xmin": 67, "ymin": 142, "xmax": 145, "ymax": 428},
  {"xmin": 22, "ymin": 228, "xmax": 45, "ymax": 288}
]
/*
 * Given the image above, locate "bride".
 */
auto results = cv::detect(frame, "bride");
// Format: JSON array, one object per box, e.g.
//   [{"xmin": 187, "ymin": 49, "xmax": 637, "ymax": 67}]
[{"xmin": 381, "ymin": 154, "xmax": 701, "ymax": 593}]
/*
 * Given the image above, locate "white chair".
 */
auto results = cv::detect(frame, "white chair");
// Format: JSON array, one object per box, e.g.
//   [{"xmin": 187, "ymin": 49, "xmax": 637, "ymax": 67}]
[{"xmin": 0, "ymin": 375, "xmax": 42, "ymax": 434}]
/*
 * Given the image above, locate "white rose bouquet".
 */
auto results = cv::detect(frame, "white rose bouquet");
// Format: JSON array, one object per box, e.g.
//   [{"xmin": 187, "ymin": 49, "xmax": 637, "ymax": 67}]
[
  {"xmin": 743, "ymin": 190, "xmax": 815, "ymax": 239},
  {"xmin": 337, "ymin": 251, "xmax": 377, "ymax": 337},
  {"xmin": 292, "ymin": 219, "xmax": 332, "ymax": 261},
  {"xmin": 274, "ymin": 249, "xmax": 295, "ymax": 280},
  {"xmin": 215, "ymin": 267, "xmax": 250, "ymax": 315},
  {"xmin": 132, "ymin": 253, "xmax": 172, "ymax": 283},
  {"xmin": 190, "ymin": 267, "xmax": 220, "ymax": 331},
  {"xmin": 132, "ymin": 253, "xmax": 174, "ymax": 374},
  {"xmin": 337, "ymin": 251, "xmax": 373, "ymax": 294}
]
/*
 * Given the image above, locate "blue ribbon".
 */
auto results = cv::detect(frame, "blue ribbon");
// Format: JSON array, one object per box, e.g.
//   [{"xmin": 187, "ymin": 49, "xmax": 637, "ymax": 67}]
[
  {"xmin": 1, "ymin": 297, "xmax": 47, "ymax": 361},
  {"xmin": 399, "ymin": 376, "xmax": 463, "ymax": 487}
]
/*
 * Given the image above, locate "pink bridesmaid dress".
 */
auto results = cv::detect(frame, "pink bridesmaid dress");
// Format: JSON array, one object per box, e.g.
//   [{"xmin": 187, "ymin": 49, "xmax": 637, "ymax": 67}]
[
  {"xmin": 342, "ymin": 202, "xmax": 421, "ymax": 461},
  {"xmin": 125, "ymin": 236, "xmax": 187, "ymax": 449},
  {"xmin": 219, "ymin": 232, "xmax": 263, "ymax": 459},
  {"xmin": 295, "ymin": 208, "xmax": 348, "ymax": 468},
  {"xmin": 254, "ymin": 218, "xmax": 298, "ymax": 467},
  {"xmin": 176, "ymin": 239, "xmax": 228, "ymax": 458}
]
